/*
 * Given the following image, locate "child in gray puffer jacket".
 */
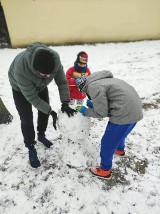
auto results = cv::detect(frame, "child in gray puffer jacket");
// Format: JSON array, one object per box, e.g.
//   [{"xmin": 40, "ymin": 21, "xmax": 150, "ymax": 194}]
[{"xmin": 76, "ymin": 70, "xmax": 143, "ymax": 180}]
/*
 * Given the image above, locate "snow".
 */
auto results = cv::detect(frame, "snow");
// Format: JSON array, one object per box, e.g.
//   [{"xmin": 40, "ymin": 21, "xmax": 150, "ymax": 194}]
[
  {"xmin": 0, "ymin": 40, "xmax": 160, "ymax": 214},
  {"xmin": 57, "ymin": 111, "xmax": 91, "ymax": 168},
  {"xmin": 57, "ymin": 110, "xmax": 91, "ymax": 141}
]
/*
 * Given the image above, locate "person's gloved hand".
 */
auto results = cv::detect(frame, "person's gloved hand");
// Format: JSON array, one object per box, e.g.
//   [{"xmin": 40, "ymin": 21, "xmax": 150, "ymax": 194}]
[
  {"xmin": 86, "ymin": 99, "xmax": 93, "ymax": 108},
  {"xmin": 76, "ymin": 106, "xmax": 87, "ymax": 116},
  {"xmin": 50, "ymin": 110, "xmax": 58, "ymax": 130},
  {"xmin": 61, "ymin": 103, "xmax": 77, "ymax": 117}
]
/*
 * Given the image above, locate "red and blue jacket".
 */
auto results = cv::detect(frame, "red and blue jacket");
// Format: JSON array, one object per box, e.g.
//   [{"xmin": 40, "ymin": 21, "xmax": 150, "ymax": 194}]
[{"xmin": 66, "ymin": 66, "xmax": 91, "ymax": 99}]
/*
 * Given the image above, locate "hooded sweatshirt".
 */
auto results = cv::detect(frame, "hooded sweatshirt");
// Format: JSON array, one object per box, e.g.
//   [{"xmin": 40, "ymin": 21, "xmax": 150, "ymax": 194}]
[
  {"xmin": 83, "ymin": 70, "xmax": 143, "ymax": 124},
  {"xmin": 8, "ymin": 42, "xmax": 70, "ymax": 114}
]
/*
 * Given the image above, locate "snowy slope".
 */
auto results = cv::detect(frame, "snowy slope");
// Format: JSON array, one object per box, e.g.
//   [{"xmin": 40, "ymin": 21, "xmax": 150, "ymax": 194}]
[{"xmin": 0, "ymin": 40, "xmax": 160, "ymax": 214}]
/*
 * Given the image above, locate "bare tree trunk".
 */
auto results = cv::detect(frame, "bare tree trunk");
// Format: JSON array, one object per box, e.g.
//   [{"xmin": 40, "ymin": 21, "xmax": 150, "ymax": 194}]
[{"xmin": 0, "ymin": 97, "xmax": 13, "ymax": 124}]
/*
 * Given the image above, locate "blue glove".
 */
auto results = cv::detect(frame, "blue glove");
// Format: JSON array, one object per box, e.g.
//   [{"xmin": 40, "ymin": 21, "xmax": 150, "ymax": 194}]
[
  {"xmin": 86, "ymin": 99, "xmax": 93, "ymax": 108},
  {"xmin": 75, "ymin": 78, "xmax": 80, "ymax": 86},
  {"xmin": 76, "ymin": 106, "xmax": 87, "ymax": 116}
]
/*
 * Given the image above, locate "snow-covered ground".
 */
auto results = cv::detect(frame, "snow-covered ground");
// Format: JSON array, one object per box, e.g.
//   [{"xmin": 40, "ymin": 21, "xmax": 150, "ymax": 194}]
[{"xmin": 0, "ymin": 40, "xmax": 160, "ymax": 214}]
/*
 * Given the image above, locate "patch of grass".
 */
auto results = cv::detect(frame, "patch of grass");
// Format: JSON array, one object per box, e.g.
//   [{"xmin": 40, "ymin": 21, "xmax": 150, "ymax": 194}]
[
  {"xmin": 0, "ymin": 165, "xmax": 7, "ymax": 171},
  {"xmin": 102, "ymin": 169, "xmax": 130, "ymax": 190},
  {"xmin": 134, "ymin": 159, "xmax": 149, "ymax": 174},
  {"xmin": 142, "ymin": 92, "xmax": 160, "ymax": 110},
  {"xmin": 142, "ymin": 102, "xmax": 158, "ymax": 110},
  {"xmin": 117, "ymin": 156, "xmax": 149, "ymax": 174},
  {"xmin": 102, "ymin": 155, "xmax": 149, "ymax": 190},
  {"xmin": 156, "ymin": 99, "xmax": 160, "ymax": 103},
  {"xmin": 0, "ymin": 199, "xmax": 16, "ymax": 209},
  {"xmin": 152, "ymin": 146, "xmax": 160, "ymax": 154}
]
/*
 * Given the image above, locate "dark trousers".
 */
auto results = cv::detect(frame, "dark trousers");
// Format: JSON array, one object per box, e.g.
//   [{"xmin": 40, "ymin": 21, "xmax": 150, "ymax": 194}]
[{"xmin": 12, "ymin": 87, "xmax": 49, "ymax": 148}]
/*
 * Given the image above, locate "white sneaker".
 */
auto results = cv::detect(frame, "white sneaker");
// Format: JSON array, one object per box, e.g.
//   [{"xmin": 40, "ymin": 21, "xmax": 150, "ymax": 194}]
[{"xmin": 77, "ymin": 100, "xmax": 84, "ymax": 105}]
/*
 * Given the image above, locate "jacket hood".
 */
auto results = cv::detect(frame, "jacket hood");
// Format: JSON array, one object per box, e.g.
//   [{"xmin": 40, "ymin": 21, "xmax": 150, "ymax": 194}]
[
  {"xmin": 82, "ymin": 70, "xmax": 113, "ymax": 92},
  {"xmin": 26, "ymin": 43, "xmax": 49, "ymax": 66}
]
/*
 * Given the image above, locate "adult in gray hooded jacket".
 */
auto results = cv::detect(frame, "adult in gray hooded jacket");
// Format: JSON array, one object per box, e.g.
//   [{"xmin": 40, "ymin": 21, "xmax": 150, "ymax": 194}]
[
  {"xmin": 8, "ymin": 42, "xmax": 76, "ymax": 168},
  {"xmin": 76, "ymin": 70, "xmax": 143, "ymax": 179}
]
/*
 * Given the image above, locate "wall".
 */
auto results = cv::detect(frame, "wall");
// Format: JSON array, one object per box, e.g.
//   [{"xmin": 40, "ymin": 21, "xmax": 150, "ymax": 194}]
[{"xmin": 1, "ymin": 0, "xmax": 160, "ymax": 47}]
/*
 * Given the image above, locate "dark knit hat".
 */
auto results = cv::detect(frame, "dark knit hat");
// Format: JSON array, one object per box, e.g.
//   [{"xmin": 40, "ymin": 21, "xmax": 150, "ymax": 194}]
[
  {"xmin": 33, "ymin": 50, "xmax": 55, "ymax": 74},
  {"xmin": 76, "ymin": 51, "xmax": 88, "ymax": 64}
]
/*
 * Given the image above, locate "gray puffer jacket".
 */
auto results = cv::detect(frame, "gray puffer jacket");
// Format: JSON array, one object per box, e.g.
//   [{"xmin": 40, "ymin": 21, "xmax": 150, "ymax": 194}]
[
  {"xmin": 83, "ymin": 70, "xmax": 143, "ymax": 124},
  {"xmin": 8, "ymin": 42, "xmax": 70, "ymax": 114}
]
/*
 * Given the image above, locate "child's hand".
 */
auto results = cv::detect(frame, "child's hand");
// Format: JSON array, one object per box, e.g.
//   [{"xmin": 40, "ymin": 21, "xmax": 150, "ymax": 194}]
[{"xmin": 76, "ymin": 106, "xmax": 87, "ymax": 116}]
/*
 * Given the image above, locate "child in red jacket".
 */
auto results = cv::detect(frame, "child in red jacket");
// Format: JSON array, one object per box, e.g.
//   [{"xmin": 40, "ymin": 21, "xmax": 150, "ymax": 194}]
[{"xmin": 66, "ymin": 51, "xmax": 91, "ymax": 105}]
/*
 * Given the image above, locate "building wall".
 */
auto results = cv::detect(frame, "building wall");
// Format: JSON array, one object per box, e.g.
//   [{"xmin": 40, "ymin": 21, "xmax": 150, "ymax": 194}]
[{"xmin": 1, "ymin": 0, "xmax": 160, "ymax": 47}]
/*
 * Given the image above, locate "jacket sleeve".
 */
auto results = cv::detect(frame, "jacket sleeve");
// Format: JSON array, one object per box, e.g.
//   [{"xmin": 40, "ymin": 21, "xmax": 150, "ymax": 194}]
[
  {"xmin": 85, "ymin": 86, "xmax": 109, "ymax": 118},
  {"xmin": 15, "ymin": 72, "xmax": 51, "ymax": 114},
  {"xmin": 66, "ymin": 67, "xmax": 76, "ymax": 86},
  {"xmin": 54, "ymin": 64, "xmax": 70, "ymax": 103}
]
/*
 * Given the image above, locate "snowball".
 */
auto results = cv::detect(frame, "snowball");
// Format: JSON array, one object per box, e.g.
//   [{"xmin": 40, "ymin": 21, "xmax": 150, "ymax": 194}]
[{"xmin": 57, "ymin": 110, "xmax": 91, "ymax": 141}]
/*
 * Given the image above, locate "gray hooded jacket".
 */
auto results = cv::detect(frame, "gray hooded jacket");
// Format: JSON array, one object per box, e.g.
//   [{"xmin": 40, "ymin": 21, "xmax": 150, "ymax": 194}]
[
  {"xmin": 8, "ymin": 43, "xmax": 70, "ymax": 114},
  {"xmin": 83, "ymin": 70, "xmax": 143, "ymax": 124}
]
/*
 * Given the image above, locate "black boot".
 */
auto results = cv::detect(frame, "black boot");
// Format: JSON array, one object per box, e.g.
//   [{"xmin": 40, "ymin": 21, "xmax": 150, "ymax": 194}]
[
  {"xmin": 28, "ymin": 148, "xmax": 41, "ymax": 168},
  {"xmin": 37, "ymin": 133, "xmax": 53, "ymax": 148}
]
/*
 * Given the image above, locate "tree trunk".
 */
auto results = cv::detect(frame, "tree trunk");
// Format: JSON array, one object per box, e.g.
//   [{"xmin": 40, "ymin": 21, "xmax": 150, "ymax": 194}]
[{"xmin": 0, "ymin": 97, "xmax": 13, "ymax": 124}]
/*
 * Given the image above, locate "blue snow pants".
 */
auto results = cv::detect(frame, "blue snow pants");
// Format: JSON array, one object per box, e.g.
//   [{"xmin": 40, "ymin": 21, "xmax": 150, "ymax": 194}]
[{"xmin": 100, "ymin": 121, "xmax": 136, "ymax": 170}]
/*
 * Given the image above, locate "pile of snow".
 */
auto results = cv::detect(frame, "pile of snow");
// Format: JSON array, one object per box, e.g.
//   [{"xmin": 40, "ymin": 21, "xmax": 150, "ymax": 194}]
[
  {"xmin": 57, "ymin": 110, "xmax": 91, "ymax": 141},
  {"xmin": 57, "ymin": 110, "xmax": 91, "ymax": 167}
]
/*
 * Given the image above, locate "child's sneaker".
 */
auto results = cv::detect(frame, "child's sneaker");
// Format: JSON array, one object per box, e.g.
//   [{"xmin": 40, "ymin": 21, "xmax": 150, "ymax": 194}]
[
  {"xmin": 69, "ymin": 99, "xmax": 75, "ymax": 106},
  {"xmin": 28, "ymin": 148, "xmax": 41, "ymax": 168},
  {"xmin": 90, "ymin": 166, "xmax": 112, "ymax": 180},
  {"xmin": 115, "ymin": 150, "xmax": 125, "ymax": 156},
  {"xmin": 77, "ymin": 99, "xmax": 84, "ymax": 105},
  {"xmin": 38, "ymin": 133, "xmax": 53, "ymax": 148}
]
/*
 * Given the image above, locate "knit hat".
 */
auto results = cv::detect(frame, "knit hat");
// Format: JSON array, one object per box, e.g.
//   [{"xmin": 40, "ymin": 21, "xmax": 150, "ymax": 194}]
[
  {"xmin": 33, "ymin": 50, "xmax": 55, "ymax": 74},
  {"xmin": 76, "ymin": 51, "xmax": 88, "ymax": 64},
  {"xmin": 75, "ymin": 75, "xmax": 88, "ymax": 92}
]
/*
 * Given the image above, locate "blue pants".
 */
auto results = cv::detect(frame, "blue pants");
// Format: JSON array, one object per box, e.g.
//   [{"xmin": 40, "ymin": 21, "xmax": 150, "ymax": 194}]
[{"xmin": 100, "ymin": 121, "xmax": 136, "ymax": 170}]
